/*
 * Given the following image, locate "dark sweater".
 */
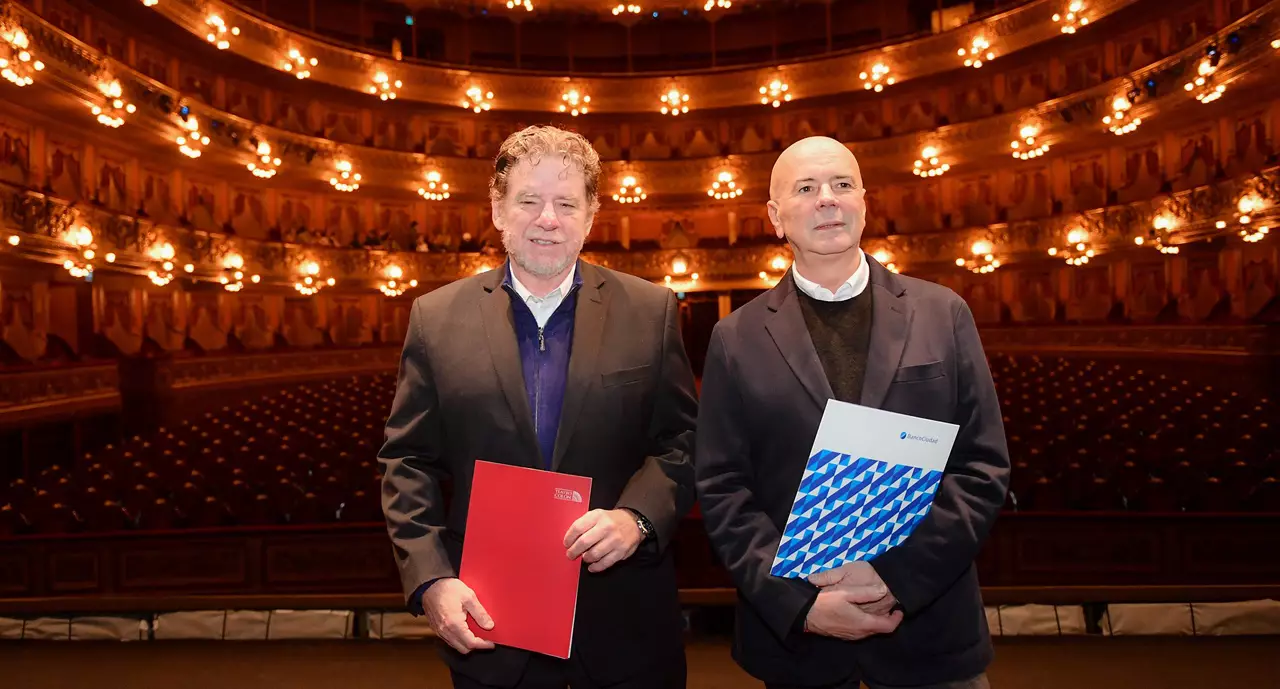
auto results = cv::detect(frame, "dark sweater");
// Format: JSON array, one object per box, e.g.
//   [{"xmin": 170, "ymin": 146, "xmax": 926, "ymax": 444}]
[{"xmin": 797, "ymin": 286, "xmax": 874, "ymax": 404}]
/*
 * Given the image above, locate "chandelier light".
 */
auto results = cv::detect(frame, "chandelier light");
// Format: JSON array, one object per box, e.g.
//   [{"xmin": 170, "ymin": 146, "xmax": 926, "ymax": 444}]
[
  {"xmin": 612, "ymin": 4, "xmax": 641, "ymax": 15},
  {"xmin": 329, "ymin": 160, "xmax": 361, "ymax": 192},
  {"xmin": 1011, "ymin": 124, "xmax": 1050, "ymax": 160},
  {"xmin": 1053, "ymin": 1, "xmax": 1089, "ymax": 33},
  {"xmin": 860, "ymin": 63, "xmax": 894, "ymax": 91},
  {"xmin": 659, "ymin": 87, "xmax": 690, "ymax": 116},
  {"xmin": 90, "ymin": 79, "xmax": 136, "ymax": 128},
  {"xmin": 369, "ymin": 71, "xmax": 402, "ymax": 100},
  {"xmin": 1, "ymin": 26, "xmax": 45, "ymax": 87},
  {"xmin": 956, "ymin": 240, "xmax": 1000, "ymax": 274},
  {"xmin": 759, "ymin": 77, "xmax": 791, "ymax": 108},
  {"xmin": 247, "ymin": 140, "xmax": 281, "ymax": 179},
  {"xmin": 461, "ymin": 86, "xmax": 494, "ymax": 113},
  {"xmin": 507, "ymin": 1, "xmax": 533, "ymax": 11},
  {"xmin": 205, "ymin": 14, "xmax": 239, "ymax": 50},
  {"xmin": 912, "ymin": 146, "xmax": 950, "ymax": 177},
  {"xmin": 176, "ymin": 116, "xmax": 209, "ymax": 159},
  {"xmin": 380, "ymin": 265, "xmax": 419, "ymax": 297},
  {"xmin": 613, "ymin": 175, "xmax": 646, "ymax": 204},
  {"xmin": 295, "ymin": 261, "xmax": 334, "ymax": 295},
  {"xmin": 703, "ymin": 0, "xmax": 731, "ymax": 10},
  {"xmin": 959, "ymin": 36, "xmax": 994, "ymax": 68},
  {"xmin": 280, "ymin": 48, "xmax": 317, "ymax": 79},
  {"xmin": 559, "ymin": 87, "xmax": 590, "ymax": 116},
  {"xmin": 708, "ymin": 171, "xmax": 743, "ymax": 200},
  {"xmin": 418, "ymin": 170, "xmax": 451, "ymax": 200}
]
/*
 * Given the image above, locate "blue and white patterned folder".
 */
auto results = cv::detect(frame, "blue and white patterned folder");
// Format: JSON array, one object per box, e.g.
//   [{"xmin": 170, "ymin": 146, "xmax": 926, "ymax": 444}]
[{"xmin": 771, "ymin": 399, "xmax": 960, "ymax": 579}]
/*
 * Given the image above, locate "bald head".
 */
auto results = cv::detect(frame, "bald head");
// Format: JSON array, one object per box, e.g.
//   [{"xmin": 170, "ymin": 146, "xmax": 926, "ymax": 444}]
[{"xmin": 769, "ymin": 136, "xmax": 863, "ymax": 201}]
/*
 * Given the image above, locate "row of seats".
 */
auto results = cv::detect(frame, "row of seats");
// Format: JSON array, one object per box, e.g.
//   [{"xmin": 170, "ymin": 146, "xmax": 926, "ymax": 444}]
[
  {"xmin": 3, "ymin": 356, "xmax": 1277, "ymax": 535},
  {"xmin": 2, "ymin": 375, "xmax": 395, "ymax": 534}
]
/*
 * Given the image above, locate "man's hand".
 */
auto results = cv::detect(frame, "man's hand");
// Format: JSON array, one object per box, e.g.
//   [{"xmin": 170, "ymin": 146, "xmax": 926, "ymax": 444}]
[
  {"xmin": 808, "ymin": 561, "xmax": 899, "ymax": 616},
  {"xmin": 421, "ymin": 578, "xmax": 496, "ymax": 654},
  {"xmin": 804, "ymin": 586, "xmax": 904, "ymax": 641},
  {"xmin": 564, "ymin": 509, "xmax": 643, "ymax": 573}
]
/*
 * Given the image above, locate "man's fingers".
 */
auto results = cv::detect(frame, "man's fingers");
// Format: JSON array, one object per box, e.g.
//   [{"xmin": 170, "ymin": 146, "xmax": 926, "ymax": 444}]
[
  {"xmin": 582, "ymin": 533, "xmax": 618, "ymax": 564},
  {"xmin": 807, "ymin": 568, "xmax": 844, "ymax": 587},
  {"xmin": 588, "ymin": 549, "xmax": 623, "ymax": 573},
  {"xmin": 842, "ymin": 584, "xmax": 889, "ymax": 606},
  {"xmin": 566, "ymin": 522, "xmax": 608, "ymax": 560},
  {"xmin": 861, "ymin": 609, "xmax": 904, "ymax": 635},
  {"xmin": 563, "ymin": 511, "xmax": 600, "ymax": 548},
  {"xmin": 463, "ymin": 594, "xmax": 494, "ymax": 630}
]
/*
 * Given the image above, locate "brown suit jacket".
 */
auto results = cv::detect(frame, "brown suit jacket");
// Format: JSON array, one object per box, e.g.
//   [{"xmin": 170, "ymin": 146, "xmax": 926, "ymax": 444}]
[
  {"xmin": 695, "ymin": 257, "xmax": 1010, "ymax": 687},
  {"xmin": 379, "ymin": 260, "xmax": 698, "ymax": 687}
]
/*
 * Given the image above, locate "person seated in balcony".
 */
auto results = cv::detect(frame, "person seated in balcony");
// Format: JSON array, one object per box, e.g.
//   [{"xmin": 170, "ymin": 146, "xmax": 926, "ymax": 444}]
[
  {"xmin": 379, "ymin": 124, "xmax": 698, "ymax": 689},
  {"xmin": 694, "ymin": 136, "xmax": 1010, "ymax": 689}
]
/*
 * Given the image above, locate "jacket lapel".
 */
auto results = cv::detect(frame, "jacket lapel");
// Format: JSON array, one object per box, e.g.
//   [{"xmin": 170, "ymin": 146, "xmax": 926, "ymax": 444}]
[
  {"xmin": 479, "ymin": 269, "xmax": 540, "ymax": 467},
  {"xmin": 765, "ymin": 273, "xmax": 835, "ymax": 411},
  {"xmin": 859, "ymin": 260, "xmax": 911, "ymax": 409},
  {"xmin": 551, "ymin": 263, "xmax": 607, "ymax": 471}
]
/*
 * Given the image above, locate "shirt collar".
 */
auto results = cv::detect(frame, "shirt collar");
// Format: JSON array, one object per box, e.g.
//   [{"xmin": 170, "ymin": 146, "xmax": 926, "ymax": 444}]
[
  {"xmin": 791, "ymin": 250, "xmax": 869, "ymax": 302},
  {"xmin": 504, "ymin": 260, "xmax": 580, "ymax": 302}
]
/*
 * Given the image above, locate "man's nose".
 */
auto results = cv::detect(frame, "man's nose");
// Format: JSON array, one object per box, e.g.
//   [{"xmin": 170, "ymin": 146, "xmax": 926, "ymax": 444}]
[
  {"xmin": 816, "ymin": 184, "xmax": 837, "ymax": 206},
  {"xmin": 536, "ymin": 201, "xmax": 560, "ymax": 227}
]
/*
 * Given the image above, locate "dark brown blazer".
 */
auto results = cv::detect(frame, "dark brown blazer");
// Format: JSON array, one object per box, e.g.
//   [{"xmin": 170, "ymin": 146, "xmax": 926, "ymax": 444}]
[
  {"xmin": 379, "ymin": 260, "xmax": 698, "ymax": 687},
  {"xmin": 694, "ymin": 257, "xmax": 1010, "ymax": 687}
]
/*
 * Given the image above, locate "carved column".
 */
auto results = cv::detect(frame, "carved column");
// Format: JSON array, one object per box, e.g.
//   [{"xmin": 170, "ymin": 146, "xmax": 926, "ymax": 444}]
[
  {"xmin": 620, "ymin": 215, "xmax": 631, "ymax": 249},
  {"xmin": 728, "ymin": 209, "xmax": 738, "ymax": 245},
  {"xmin": 718, "ymin": 292, "xmax": 732, "ymax": 320}
]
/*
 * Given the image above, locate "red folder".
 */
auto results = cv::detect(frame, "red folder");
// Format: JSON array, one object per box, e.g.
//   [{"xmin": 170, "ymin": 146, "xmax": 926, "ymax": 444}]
[{"xmin": 460, "ymin": 460, "xmax": 592, "ymax": 659}]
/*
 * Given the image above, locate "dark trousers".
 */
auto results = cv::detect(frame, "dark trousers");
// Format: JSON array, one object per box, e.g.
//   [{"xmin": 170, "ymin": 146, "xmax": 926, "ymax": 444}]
[
  {"xmin": 766, "ymin": 673, "xmax": 990, "ymax": 689},
  {"xmin": 451, "ymin": 653, "xmax": 687, "ymax": 689}
]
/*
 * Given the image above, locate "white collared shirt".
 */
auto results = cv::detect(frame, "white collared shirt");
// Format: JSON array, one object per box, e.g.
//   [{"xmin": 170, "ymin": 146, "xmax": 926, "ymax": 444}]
[
  {"xmin": 510, "ymin": 264, "xmax": 576, "ymax": 328},
  {"xmin": 791, "ymin": 250, "xmax": 870, "ymax": 302}
]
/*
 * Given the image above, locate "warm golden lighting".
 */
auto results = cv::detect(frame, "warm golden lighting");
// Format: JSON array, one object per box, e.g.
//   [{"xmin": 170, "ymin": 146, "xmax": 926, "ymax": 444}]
[
  {"xmin": 960, "ymin": 36, "xmax": 994, "ymax": 68},
  {"xmin": 461, "ymin": 86, "xmax": 494, "ymax": 113},
  {"xmin": 1052, "ymin": 1, "xmax": 1088, "ymax": 33},
  {"xmin": 860, "ymin": 63, "xmax": 895, "ymax": 92},
  {"xmin": 2, "ymin": 27, "xmax": 46, "ymax": 87},
  {"xmin": 329, "ymin": 160, "xmax": 361, "ymax": 192},
  {"xmin": 418, "ymin": 170, "xmax": 451, "ymax": 201},
  {"xmin": 1185, "ymin": 58, "xmax": 1225, "ymax": 103},
  {"xmin": 1103, "ymin": 94, "xmax": 1142, "ymax": 135},
  {"xmin": 176, "ymin": 116, "xmax": 210, "ymax": 159},
  {"xmin": 6, "ymin": 235, "xmax": 19, "ymax": 246},
  {"xmin": 559, "ymin": 87, "xmax": 590, "ymax": 116},
  {"xmin": 1240, "ymin": 225, "xmax": 1270, "ymax": 243},
  {"xmin": 1152, "ymin": 213, "xmax": 1175, "ymax": 231},
  {"xmin": 913, "ymin": 146, "xmax": 950, "ymax": 177},
  {"xmin": 205, "ymin": 14, "xmax": 239, "ymax": 50},
  {"xmin": 770, "ymin": 256, "xmax": 789, "ymax": 272},
  {"xmin": 759, "ymin": 78, "xmax": 791, "ymax": 108},
  {"xmin": 612, "ymin": 4, "xmax": 641, "ymax": 15},
  {"xmin": 670, "ymin": 258, "xmax": 689, "ymax": 275},
  {"xmin": 90, "ymin": 79, "xmax": 135, "ymax": 128},
  {"xmin": 280, "ymin": 48, "xmax": 317, "ymax": 79},
  {"xmin": 660, "ymin": 87, "xmax": 690, "ymax": 116},
  {"xmin": 368, "ymin": 72, "xmax": 402, "ymax": 101},
  {"xmin": 612, "ymin": 175, "xmax": 647, "ymax": 204},
  {"xmin": 708, "ymin": 171, "xmax": 744, "ymax": 200},
  {"xmin": 1011, "ymin": 123, "xmax": 1050, "ymax": 160},
  {"xmin": 703, "ymin": 0, "xmax": 731, "ymax": 10},
  {"xmin": 507, "ymin": 0, "xmax": 533, "ymax": 10},
  {"xmin": 247, "ymin": 140, "xmax": 282, "ymax": 179}
]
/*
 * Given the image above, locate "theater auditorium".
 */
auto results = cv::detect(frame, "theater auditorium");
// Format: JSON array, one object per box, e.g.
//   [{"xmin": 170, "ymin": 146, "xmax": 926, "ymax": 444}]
[{"xmin": 0, "ymin": 0, "xmax": 1277, "ymax": 686}]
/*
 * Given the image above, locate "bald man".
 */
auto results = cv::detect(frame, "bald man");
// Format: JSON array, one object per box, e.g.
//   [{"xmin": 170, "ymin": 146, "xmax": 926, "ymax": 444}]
[{"xmin": 694, "ymin": 137, "xmax": 1009, "ymax": 689}]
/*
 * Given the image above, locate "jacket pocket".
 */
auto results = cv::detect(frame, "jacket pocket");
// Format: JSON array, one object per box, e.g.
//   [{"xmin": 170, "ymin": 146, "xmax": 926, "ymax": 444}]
[
  {"xmin": 892, "ymin": 360, "xmax": 946, "ymax": 383},
  {"xmin": 601, "ymin": 364, "xmax": 650, "ymax": 387}
]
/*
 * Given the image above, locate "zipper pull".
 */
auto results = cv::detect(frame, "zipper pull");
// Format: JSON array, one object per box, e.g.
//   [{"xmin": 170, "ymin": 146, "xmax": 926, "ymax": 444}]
[{"xmin": 538, "ymin": 327, "xmax": 545, "ymax": 352}]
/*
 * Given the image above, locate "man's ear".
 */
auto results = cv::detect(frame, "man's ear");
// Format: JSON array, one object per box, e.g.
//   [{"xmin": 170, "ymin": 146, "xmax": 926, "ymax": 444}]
[
  {"xmin": 767, "ymin": 200, "xmax": 784, "ymax": 239},
  {"xmin": 490, "ymin": 198, "xmax": 503, "ymax": 231}
]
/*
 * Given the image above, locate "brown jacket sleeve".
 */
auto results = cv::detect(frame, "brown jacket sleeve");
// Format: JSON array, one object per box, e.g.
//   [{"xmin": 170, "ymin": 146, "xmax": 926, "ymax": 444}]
[
  {"xmin": 378, "ymin": 297, "xmax": 455, "ymax": 600},
  {"xmin": 615, "ymin": 290, "xmax": 699, "ymax": 553}
]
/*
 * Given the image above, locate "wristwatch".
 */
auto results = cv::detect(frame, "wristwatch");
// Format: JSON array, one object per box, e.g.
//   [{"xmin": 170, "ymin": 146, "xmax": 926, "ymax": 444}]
[{"xmin": 625, "ymin": 508, "xmax": 655, "ymax": 542}]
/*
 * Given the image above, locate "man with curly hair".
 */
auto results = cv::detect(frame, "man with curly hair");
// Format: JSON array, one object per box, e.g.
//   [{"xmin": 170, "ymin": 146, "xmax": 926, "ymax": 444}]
[{"xmin": 380, "ymin": 125, "xmax": 698, "ymax": 689}]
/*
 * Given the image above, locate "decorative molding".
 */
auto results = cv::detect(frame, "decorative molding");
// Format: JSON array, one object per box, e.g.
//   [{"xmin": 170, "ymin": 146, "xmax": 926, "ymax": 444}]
[{"xmin": 0, "ymin": 364, "xmax": 121, "ymax": 427}]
